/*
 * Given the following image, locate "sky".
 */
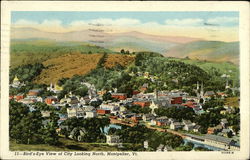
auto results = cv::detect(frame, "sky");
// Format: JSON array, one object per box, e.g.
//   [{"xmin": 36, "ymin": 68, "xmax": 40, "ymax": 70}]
[{"xmin": 11, "ymin": 11, "xmax": 239, "ymax": 41}]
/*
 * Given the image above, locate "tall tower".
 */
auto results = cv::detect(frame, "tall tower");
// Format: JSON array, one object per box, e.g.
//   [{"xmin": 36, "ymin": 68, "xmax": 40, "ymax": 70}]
[
  {"xmin": 154, "ymin": 89, "xmax": 158, "ymax": 102},
  {"xmin": 200, "ymin": 82, "xmax": 204, "ymax": 98}
]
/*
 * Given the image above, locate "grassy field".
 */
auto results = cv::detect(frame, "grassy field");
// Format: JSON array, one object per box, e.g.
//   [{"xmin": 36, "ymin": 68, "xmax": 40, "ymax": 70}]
[{"xmin": 10, "ymin": 138, "xmax": 118, "ymax": 151}]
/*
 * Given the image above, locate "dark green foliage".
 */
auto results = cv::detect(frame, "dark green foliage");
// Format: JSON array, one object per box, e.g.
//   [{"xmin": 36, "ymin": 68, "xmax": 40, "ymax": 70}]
[
  {"xmin": 9, "ymin": 100, "xmax": 59, "ymax": 145},
  {"xmin": 9, "ymin": 63, "xmax": 44, "ymax": 83},
  {"xmin": 194, "ymin": 146, "xmax": 212, "ymax": 151},
  {"xmin": 61, "ymin": 117, "xmax": 110, "ymax": 143},
  {"xmin": 155, "ymin": 106, "xmax": 195, "ymax": 121},
  {"xmin": 102, "ymin": 92, "xmax": 114, "ymax": 101},
  {"xmin": 125, "ymin": 105, "xmax": 152, "ymax": 114}
]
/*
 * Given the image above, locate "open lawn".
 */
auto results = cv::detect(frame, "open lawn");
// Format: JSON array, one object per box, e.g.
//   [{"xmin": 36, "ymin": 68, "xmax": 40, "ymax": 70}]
[{"xmin": 10, "ymin": 138, "xmax": 118, "ymax": 151}]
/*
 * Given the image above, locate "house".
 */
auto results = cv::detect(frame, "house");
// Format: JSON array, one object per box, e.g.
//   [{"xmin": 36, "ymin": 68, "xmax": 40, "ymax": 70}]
[
  {"xmin": 45, "ymin": 96, "xmax": 58, "ymax": 105},
  {"xmin": 85, "ymin": 110, "xmax": 97, "ymax": 118},
  {"xmin": 156, "ymin": 117, "xmax": 169, "ymax": 126},
  {"xmin": 170, "ymin": 122, "xmax": 184, "ymax": 130},
  {"xmin": 156, "ymin": 144, "xmax": 168, "ymax": 152},
  {"xmin": 19, "ymin": 98, "xmax": 36, "ymax": 104},
  {"xmin": 97, "ymin": 109, "xmax": 111, "ymax": 115},
  {"xmin": 100, "ymin": 103, "xmax": 120, "ymax": 114},
  {"xmin": 69, "ymin": 96, "xmax": 80, "ymax": 106},
  {"xmin": 182, "ymin": 120, "xmax": 194, "ymax": 131},
  {"xmin": 111, "ymin": 93, "xmax": 127, "ymax": 100},
  {"xmin": 204, "ymin": 91, "xmax": 215, "ymax": 97},
  {"xmin": 220, "ymin": 118, "xmax": 228, "ymax": 129},
  {"xmin": 41, "ymin": 111, "xmax": 51, "ymax": 118},
  {"xmin": 133, "ymin": 90, "xmax": 140, "ymax": 95},
  {"xmin": 182, "ymin": 101, "xmax": 197, "ymax": 108},
  {"xmin": 207, "ymin": 125, "xmax": 223, "ymax": 134},
  {"xmin": 67, "ymin": 107, "xmax": 85, "ymax": 118},
  {"xmin": 69, "ymin": 127, "xmax": 87, "ymax": 141},
  {"xmin": 142, "ymin": 114, "xmax": 155, "ymax": 122},
  {"xmin": 133, "ymin": 100, "xmax": 151, "ymax": 108},
  {"xmin": 97, "ymin": 90, "xmax": 107, "ymax": 96},
  {"xmin": 131, "ymin": 114, "xmax": 142, "ymax": 122},
  {"xmin": 106, "ymin": 135, "xmax": 120, "ymax": 146},
  {"xmin": 27, "ymin": 89, "xmax": 42, "ymax": 97},
  {"xmin": 219, "ymin": 129, "xmax": 232, "ymax": 137},
  {"xmin": 171, "ymin": 97, "xmax": 182, "ymax": 104},
  {"xmin": 14, "ymin": 93, "xmax": 24, "ymax": 101},
  {"xmin": 140, "ymin": 83, "xmax": 148, "ymax": 92},
  {"xmin": 193, "ymin": 125, "xmax": 202, "ymax": 132}
]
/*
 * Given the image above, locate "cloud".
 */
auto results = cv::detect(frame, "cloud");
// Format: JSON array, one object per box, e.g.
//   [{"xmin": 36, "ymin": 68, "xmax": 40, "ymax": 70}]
[
  {"xmin": 14, "ymin": 19, "xmax": 39, "ymax": 26},
  {"xmin": 165, "ymin": 18, "xmax": 204, "ymax": 26},
  {"xmin": 70, "ymin": 18, "xmax": 141, "ymax": 27},
  {"xmin": 206, "ymin": 17, "xmax": 238, "ymax": 26}
]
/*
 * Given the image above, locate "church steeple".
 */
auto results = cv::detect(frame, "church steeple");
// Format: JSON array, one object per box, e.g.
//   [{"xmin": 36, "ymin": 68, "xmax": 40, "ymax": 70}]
[{"xmin": 200, "ymin": 82, "xmax": 204, "ymax": 98}]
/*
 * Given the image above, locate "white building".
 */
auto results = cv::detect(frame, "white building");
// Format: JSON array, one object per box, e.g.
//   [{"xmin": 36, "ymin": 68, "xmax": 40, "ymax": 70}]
[{"xmin": 106, "ymin": 135, "xmax": 120, "ymax": 146}]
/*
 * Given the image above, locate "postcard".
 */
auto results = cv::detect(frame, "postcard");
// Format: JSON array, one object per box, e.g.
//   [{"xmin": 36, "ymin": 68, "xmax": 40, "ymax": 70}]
[{"xmin": 1, "ymin": 1, "xmax": 249, "ymax": 160}]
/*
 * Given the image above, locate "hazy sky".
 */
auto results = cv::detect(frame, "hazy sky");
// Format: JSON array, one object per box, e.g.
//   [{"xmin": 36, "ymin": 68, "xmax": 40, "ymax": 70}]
[{"xmin": 11, "ymin": 11, "xmax": 239, "ymax": 42}]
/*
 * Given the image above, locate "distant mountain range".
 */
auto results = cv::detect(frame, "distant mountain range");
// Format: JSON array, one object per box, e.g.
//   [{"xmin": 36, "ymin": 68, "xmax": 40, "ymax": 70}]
[
  {"xmin": 11, "ymin": 27, "xmax": 239, "ymax": 64},
  {"xmin": 164, "ymin": 41, "xmax": 239, "ymax": 64},
  {"xmin": 11, "ymin": 27, "xmax": 200, "ymax": 53}
]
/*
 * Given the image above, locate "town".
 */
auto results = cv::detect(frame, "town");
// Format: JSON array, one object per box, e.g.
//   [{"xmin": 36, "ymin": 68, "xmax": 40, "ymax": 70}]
[{"xmin": 9, "ymin": 69, "xmax": 240, "ymax": 151}]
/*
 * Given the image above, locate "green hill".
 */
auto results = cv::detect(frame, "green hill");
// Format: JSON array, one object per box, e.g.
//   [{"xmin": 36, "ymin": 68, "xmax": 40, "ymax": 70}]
[
  {"xmin": 164, "ymin": 41, "xmax": 239, "ymax": 65},
  {"xmin": 10, "ymin": 39, "xmax": 114, "ymax": 68}
]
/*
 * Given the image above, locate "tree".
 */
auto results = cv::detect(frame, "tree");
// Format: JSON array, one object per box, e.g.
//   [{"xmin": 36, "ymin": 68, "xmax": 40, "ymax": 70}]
[
  {"xmin": 102, "ymin": 92, "xmax": 113, "ymax": 101},
  {"xmin": 120, "ymin": 49, "xmax": 125, "ymax": 54},
  {"xmin": 11, "ymin": 110, "xmax": 44, "ymax": 144}
]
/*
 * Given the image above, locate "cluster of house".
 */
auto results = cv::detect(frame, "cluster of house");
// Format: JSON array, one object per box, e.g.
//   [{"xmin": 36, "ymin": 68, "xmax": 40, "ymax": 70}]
[
  {"xmin": 9, "ymin": 76, "xmax": 240, "ymax": 151},
  {"xmin": 207, "ymin": 118, "xmax": 238, "ymax": 138}
]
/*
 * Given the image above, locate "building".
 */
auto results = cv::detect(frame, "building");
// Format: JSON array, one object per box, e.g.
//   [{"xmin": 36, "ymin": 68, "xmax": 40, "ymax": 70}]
[
  {"xmin": 67, "ymin": 107, "xmax": 85, "ymax": 118},
  {"xmin": 45, "ymin": 96, "xmax": 58, "ymax": 105},
  {"xmin": 193, "ymin": 125, "xmax": 202, "ymax": 133},
  {"xmin": 140, "ymin": 83, "xmax": 148, "ymax": 92},
  {"xmin": 11, "ymin": 75, "xmax": 25, "ymax": 88},
  {"xmin": 204, "ymin": 91, "xmax": 215, "ymax": 98},
  {"xmin": 97, "ymin": 109, "xmax": 111, "ymax": 115},
  {"xmin": 203, "ymin": 134, "xmax": 237, "ymax": 150},
  {"xmin": 100, "ymin": 103, "xmax": 120, "ymax": 114},
  {"xmin": 171, "ymin": 97, "xmax": 182, "ymax": 104},
  {"xmin": 170, "ymin": 122, "xmax": 184, "ymax": 130},
  {"xmin": 149, "ymin": 99, "xmax": 171, "ymax": 114},
  {"xmin": 14, "ymin": 93, "xmax": 24, "ymax": 101},
  {"xmin": 85, "ymin": 111, "xmax": 97, "ymax": 118},
  {"xmin": 182, "ymin": 120, "xmax": 194, "ymax": 131},
  {"xmin": 207, "ymin": 125, "xmax": 223, "ymax": 134},
  {"xmin": 133, "ymin": 100, "xmax": 151, "ymax": 108},
  {"xmin": 111, "ymin": 93, "xmax": 127, "ymax": 100},
  {"xmin": 220, "ymin": 118, "xmax": 228, "ymax": 129},
  {"xmin": 27, "ymin": 89, "xmax": 42, "ymax": 97},
  {"xmin": 106, "ymin": 135, "xmax": 120, "ymax": 146},
  {"xmin": 41, "ymin": 111, "xmax": 51, "ymax": 118},
  {"xmin": 142, "ymin": 114, "xmax": 155, "ymax": 122},
  {"xmin": 156, "ymin": 116, "xmax": 169, "ymax": 126},
  {"xmin": 130, "ymin": 114, "xmax": 142, "ymax": 122},
  {"xmin": 47, "ymin": 82, "xmax": 63, "ymax": 93}
]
